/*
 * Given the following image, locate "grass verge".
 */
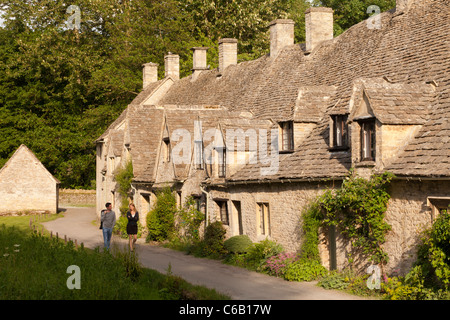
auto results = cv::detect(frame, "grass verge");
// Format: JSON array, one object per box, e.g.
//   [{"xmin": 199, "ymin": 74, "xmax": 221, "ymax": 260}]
[{"xmin": 0, "ymin": 217, "xmax": 229, "ymax": 300}]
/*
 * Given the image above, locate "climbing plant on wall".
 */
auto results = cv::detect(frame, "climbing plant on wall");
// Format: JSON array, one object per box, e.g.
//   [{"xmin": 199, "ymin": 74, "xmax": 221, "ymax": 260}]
[
  {"xmin": 300, "ymin": 171, "xmax": 394, "ymax": 272},
  {"xmin": 320, "ymin": 171, "xmax": 394, "ymax": 267}
]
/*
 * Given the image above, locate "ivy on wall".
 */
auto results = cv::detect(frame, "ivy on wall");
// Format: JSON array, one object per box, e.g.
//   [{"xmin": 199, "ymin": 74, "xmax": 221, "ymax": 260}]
[{"xmin": 301, "ymin": 171, "xmax": 394, "ymax": 271}]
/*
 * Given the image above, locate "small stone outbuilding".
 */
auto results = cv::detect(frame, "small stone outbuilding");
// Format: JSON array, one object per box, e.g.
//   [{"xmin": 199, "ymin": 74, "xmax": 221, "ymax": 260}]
[{"xmin": 0, "ymin": 144, "xmax": 60, "ymax": 214}]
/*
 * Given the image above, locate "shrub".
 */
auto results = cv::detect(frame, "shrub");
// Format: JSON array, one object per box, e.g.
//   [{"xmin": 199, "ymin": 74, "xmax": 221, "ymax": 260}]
[
  {"xmin": 146, "ymin": 187, "xmax": 176, "ymax": 242},
  {"xmin": 243, "ymin": 238, "xmax": 283, "ymax": 272},
  {"xmin": 284, "ymin": 260, "xmax": 328, "ymax": 282},
  {"xmin": 224, "ymin": 235, "xmax": 253, "ymax": 254},
  {"xmin": 416, "ymin": 210, "xmax": 450, "ymax": 289},
  {"xmin": 114, "ymin": 161, "xmax": 133, "ymax": 216},
  {"xmin": 318, "ymin": 271, "xmax": 350, "ymax": 290},
  {"xmin": 320, "ymin": 172, "xmax": 394, "ymax": 266},
  {"xmin": 201, "ymin": 221, "xmax": 227, "ymax": 258},
  {"xmin": 264, "ymin": 252, "xmax": 298, "ymax": 278},
  {"xmin": 176, "ymin": 196, "xmax": 205, "ymax": 241},
  {"xmin": 382, "ymin": 266, "xmax": 448, "ymax": 300}
]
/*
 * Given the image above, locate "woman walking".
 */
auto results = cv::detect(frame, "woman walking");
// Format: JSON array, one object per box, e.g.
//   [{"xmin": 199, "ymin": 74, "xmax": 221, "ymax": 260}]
[{"xmin": 126, "ymin": 203, "xmax": 139, "ymax": 251}]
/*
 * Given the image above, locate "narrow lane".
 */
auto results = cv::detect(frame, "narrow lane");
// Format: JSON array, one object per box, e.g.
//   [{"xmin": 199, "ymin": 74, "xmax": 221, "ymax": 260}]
[{"xmin": 43, "ymin": 207, "xmax": 365, "ymax": 300}]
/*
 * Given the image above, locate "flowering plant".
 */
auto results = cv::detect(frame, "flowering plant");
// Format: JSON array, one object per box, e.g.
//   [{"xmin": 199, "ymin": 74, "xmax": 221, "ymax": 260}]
[{"xmin": 264, "ymin": 252, "xmax": 298, "ymax": 277}]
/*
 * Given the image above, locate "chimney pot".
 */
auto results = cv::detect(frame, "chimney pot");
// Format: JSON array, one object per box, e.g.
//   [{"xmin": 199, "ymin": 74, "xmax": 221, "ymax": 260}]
[
  {"xmin": 218, "ymin": 38, "xmax": 238, "ymax": 74},
  {"xmin": 305, "ymin": 7, "xmax": 334, "ymax": 53},
  {"xmin": 164, "ymin": 53, "xmax": 180, "ymax": 80},
  {"xmin": 269, "ymin": 19, "xmax": 295, "ymax": 58},
  {"xmin": 142, "ymin": 63, "xmax": 158, "ymax": 89}
]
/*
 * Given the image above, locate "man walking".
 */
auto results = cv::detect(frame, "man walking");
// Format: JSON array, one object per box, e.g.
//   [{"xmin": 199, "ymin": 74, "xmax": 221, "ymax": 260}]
[{"xmin": 101, "ymin": 202, "xmax": 116, "ymax": 250}]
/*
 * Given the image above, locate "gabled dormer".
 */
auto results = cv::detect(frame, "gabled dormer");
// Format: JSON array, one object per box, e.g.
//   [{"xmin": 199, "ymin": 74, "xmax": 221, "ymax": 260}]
[
  {"xmin": 348, "ymin": 78, "xmax": 436, "ymax": 175},
  {"xmin": 294, "ymin": 85, "xmax": 337, "ymax": 151}
]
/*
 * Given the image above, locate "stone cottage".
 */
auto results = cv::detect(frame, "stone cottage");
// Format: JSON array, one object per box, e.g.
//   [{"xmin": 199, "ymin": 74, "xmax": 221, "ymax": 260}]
[
  {"xmin": 96, "ymin": 0, "xmax": 449, "ymax": 274},
  {"xmin": 0, "ymin": 144, "xmax": 60, "ymax": 214}
]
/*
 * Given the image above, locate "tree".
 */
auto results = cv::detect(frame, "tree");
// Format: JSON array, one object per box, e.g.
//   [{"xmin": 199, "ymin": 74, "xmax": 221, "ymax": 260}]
[{"xmin": 312, "ymin": 0, "xmax": 396, "ymax": 35}]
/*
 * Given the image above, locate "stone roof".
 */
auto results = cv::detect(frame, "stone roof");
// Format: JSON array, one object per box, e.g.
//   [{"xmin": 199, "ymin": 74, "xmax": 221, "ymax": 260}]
[
  {"xmin": 0, "ymin": 144, "xmax": 60, "ymax": 184},
  {"xmin": 129, "ymin": 105, "xmax": 272, "ymax": 183},
  {"xmin": 348, "ymin": 78, "xmax": 436, "ymax": 125},
  {"xmin": 228, "ymin": 0, "xmax": 449, "ymax": 181},
  {"xmin": 101, "ymin": 0, "xmax": 449, "ymax": 183}
]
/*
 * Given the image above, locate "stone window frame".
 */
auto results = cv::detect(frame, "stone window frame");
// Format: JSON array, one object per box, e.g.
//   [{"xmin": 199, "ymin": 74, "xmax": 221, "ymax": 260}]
[
  {"xmin": 194, "ymin": 140, "xmax": 204, "ymax": 170},
  {"xmin": 162, "ymin": 136, "xmax": 171, "ymax": 163},
  {"xmin": 427, "ymin": 196, "xmax": 450, "ymax": 221},
  {"xmin": 216, "ymin": 146, "xmax": 226, "ymax": 178},
  {"xmin": 256, "ymin": 202, "xmax": 271, "ymax": 236},
  {"xmin": 214, "ymin": 199, "xmax": 229, "ymax": 225},
  {"xmin": 279, "ymin": 121, "xmax": 294, "ymax": 153},
  {"xmin": 329, "ymin": 114, "xmax": 349, "ymax": 151},
  {"xmin": 359, "ymin": 118, "xmax": 376, "ymax": 162}
]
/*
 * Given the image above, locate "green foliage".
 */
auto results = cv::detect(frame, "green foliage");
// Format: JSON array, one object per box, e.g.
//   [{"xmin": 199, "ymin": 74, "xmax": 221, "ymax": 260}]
[
  {"xmin": 320, "ymin": 172, "xmax": 394, "ymax": 266},
  {"xmin": 146, "ymin": 188, "xmax": 177, "ymax": 242},
  {"xmin": 242, "ymin": 238, "xmax": 284, "ymax": 272},
  {"xmin": 382, "ymin": 266, "xmax": 448, "ymax": 300},
  {"xmin": 299, "ymin": 200, "xmax": 323, "ymax": 262},
  {"xmin": 201, "ymin": 221, "xmax": 227, "ymax": 258},
  {"xmin": 114, "ymin": 160, "xmax": 134, "ymax": 215},
  {"xmin": 0, "ymin": 0, "xmax": 393, "ymax": 189},
  {"xmin": 176, "ymin": 196, "xmax": 205, "ymax": 241},
  {"xmin": 312, "ymin": 0, "xmax": 396, "ymax": 36},
  {"xmin": 318, "ymin": 270, "xmax": 351, "ymax": 290},
  {"xmin": 0, "ymin": 224, "xmax": 229, "ymax": 300},
  {"xmin": 114, "ymin": 161, "xmax": 134, "ymax": 198},
  {"xmin": 224, "ymin": 235, "xmax": 253, "ymax": 254},
  {"xmin": 415, "ymin": 210, "xmax": 450, "ymax": 290},
  {"xmin": 264, "ymin": 252, "xmax": 298, "ymax": 278},
  {"xmin": 284, "ymin": 260, "xmax": 328, "ymax": 282}
]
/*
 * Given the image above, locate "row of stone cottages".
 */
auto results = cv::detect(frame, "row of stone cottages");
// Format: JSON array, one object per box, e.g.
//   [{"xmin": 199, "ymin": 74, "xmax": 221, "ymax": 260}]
[{"xmin": 96, "ymin": 0, "xmax": 450, "ymax": 274}]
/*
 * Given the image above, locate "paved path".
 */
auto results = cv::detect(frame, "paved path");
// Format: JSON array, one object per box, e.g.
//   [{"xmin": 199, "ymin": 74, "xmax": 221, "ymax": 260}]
[{"xmin": 43, "ymin": 207, "xmax": 365, "ymax": 300}]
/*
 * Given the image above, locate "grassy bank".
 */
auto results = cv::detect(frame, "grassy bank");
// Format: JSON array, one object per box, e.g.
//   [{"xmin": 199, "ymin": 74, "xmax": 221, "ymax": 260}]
[{"xmin": 0, "ymin": 217, "xmax": 229, "ymax": 300}]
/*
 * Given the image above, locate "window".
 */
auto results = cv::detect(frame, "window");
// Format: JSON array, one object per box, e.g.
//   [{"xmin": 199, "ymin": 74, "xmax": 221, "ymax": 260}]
[
  {"xmin": 257, "ymin": 202, "xmax": 270, "ymax": 236},
  {"xmin": 194, "ymin": 120, "xmax": 203, "ymax": 169},
  {"xmin": 331, "ymin": 115, "xmax": 348, "ymax": 149},
  {"xmin": 280, "ymin": 121, "xmax": 294, "ymax": 152},
  {"xmin": 163, "ymin": 137, "xmax": 170, "ymax": 162},
  {"xmin": 217, "ymin": 147, "xmax": 226, "ymax": 178},
  {"xmin": 428, "ymin": 197, "xmax": 450, "ymax": 221},
  {"xmin": 216, "ymin": 200, "xmax": 229, "ymax": 225},
  {"xmin": 194, "ymin": 140, "xmax": 204, "ymax": 169},
  {"xmin": 360, "ymin": 119, "xmax": 376, "ymax": 161}
]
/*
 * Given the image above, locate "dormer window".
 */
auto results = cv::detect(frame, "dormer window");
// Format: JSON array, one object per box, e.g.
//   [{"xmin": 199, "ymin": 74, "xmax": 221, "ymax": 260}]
[
  {"xmin": 217, "ymin": 147, "xmax": 226, "ymax": 178},
  {"xmin": 279, "ymin": 121, "xmax": 294, "ymax": 152},
  {"xmin": 163, "ymin": 137, "xmax": 170, "ymax": 162},
  {"xmin": 360, "ymin": 119, "xmax": 376, "ymax": 161},
  {"xmin": 330, "ymin": 115, "xmax": 348, "ymax": 149},
  {"xmin": 194, "ymin": 120, "xmax": 204, "ymax": 169},
  {"xmin": 194, "ymin": 140, "xmax": 204, "ymax": 169}
]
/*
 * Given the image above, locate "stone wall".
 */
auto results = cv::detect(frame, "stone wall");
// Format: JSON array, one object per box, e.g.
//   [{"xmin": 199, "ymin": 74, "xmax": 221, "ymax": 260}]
[
  {"xmin": 59, "ymin": 189, "xmax": 96, "ymax": 207},
  {"xmin": 208, "ymin": 180, "xmax": 336, "ymax": 253},
  {"xmin": 208, "ymin": 178, "xmax": 450, "ymax": 275}
]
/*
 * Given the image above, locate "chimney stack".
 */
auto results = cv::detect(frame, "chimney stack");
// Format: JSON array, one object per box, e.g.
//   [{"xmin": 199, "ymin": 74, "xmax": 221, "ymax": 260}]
[
  {"xmin": 218, "ymin": 38, "xmax": 238, "ymax": 74},
  {"xmin": 269, "ymin": 19, "xmax": 295, "ymax": 58},
  {"xmin": 164, "ymin": 52, "xmax": 180, "ymax": 80},
  {"xmin": 191, "ymin": 47, "xmax": 209, "ymax": 81},
  {"xmin": 305, "ymin": 7, "xmax": 334, "ymax": 53},
  {"xmin": 142, "ymin": 63, "xmax": 158, "ymax": 89}
]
